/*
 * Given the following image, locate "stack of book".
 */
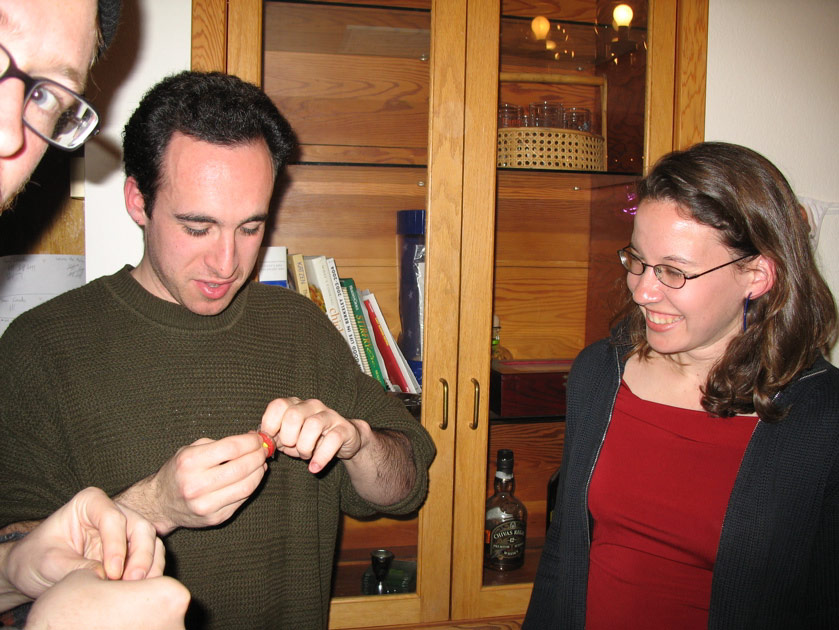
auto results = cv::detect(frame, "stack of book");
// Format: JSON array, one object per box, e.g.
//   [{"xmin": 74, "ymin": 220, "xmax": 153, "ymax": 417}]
[{"xmin": 257, "ymin": 246, "xmax": 421, "ymax": 394}]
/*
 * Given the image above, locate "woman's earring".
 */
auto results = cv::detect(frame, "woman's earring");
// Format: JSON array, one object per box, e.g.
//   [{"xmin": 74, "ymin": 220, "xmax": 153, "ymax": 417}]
[{"xmin": 742, "ymin": 293, "xmax": 752, "ymax": 332}]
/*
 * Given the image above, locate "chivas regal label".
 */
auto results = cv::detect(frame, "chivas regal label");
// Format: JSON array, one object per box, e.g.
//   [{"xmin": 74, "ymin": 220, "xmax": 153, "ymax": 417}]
[{"xmin": 486, "ymin": 519, "xmax": 526, "ymax": 562}]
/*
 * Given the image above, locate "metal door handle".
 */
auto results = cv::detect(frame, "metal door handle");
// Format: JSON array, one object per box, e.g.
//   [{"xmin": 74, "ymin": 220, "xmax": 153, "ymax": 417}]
[
  {"xmin": 439, "ymin": 378, "xmax": 449, "ymax": 430},
  {"xmin": 470, "ymin": 378, "xmax": 480, "ymax": 430}
]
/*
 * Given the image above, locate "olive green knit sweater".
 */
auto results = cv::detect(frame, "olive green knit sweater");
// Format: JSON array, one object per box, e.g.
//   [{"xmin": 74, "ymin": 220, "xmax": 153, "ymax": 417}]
[{"xmin": 0, "ymin": 266, "xmax": 434, "ymax": 630}]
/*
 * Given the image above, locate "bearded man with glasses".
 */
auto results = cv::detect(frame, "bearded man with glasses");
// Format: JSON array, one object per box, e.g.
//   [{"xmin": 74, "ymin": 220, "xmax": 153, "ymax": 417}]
[
  {"xmin": 0, "ymin": 1, "xmax": 189, "ymax": 629},
  {"xmin": 0, "ymin": 0, "xmax": 109, "ymax": 211}
]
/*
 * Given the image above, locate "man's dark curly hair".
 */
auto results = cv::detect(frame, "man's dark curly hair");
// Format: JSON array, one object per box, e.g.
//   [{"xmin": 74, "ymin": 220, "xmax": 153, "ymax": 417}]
[{"xmin": 122, "ymin": 71, "xmax": 296, "ymax": 215}]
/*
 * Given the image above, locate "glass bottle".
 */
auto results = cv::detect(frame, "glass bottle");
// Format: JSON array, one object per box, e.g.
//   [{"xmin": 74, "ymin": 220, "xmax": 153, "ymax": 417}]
[
  {"xmin": 491, "ymin": 314, "xmax": 513, "ymax": 360},
  {"xmin": 484, "ymin": 449, "xmax": 527, "ymax": 570}
]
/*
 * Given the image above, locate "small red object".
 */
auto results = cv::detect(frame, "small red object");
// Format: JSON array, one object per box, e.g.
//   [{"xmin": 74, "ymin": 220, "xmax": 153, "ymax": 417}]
[{"xmin": 257, "ymin": 431, "xmax": 276, "ymax": 457}]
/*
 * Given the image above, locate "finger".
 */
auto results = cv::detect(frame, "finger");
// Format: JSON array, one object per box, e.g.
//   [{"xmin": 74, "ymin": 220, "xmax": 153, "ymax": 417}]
[
  {"xmin": 120, "ymin": 506, "xmax": 163, "ymax": 581},
  {"xmin": 259, "ymin": 397, "xmax": 296, "ymax": 435},
  {"xmin": 289, "ymin": 411, "xmax": 328, "ymax": 458},
  {"xmin": 180, "ymin": 434, "xmax": 266, "ymax": 475},
  {"xmin": 146, "ymin": 537, "xmax": 167, "ymax": 579},
  {"xmin": 275, "ymin": 400, "xmax": 328, "ymax": 450},
  {"xmin": 77, "ymin": 488, "xmax": 130, "ymax": 580},
  {"xmin": 308, "ymin": 428, "xmax": 346, "ymax": 473},
  {"xmin": 180, "ymin": 460, "xmax": 267, "ymax": 527}
]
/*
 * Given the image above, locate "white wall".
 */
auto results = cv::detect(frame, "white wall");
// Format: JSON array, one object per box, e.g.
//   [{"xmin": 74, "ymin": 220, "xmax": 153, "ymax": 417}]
[
  {"xmin": 706, "ymin": 0, "xmax": 839, "ymax": 364},
  {"xmin": 84, "ymin": 0, "xmax": 191, "ymax": 282}
]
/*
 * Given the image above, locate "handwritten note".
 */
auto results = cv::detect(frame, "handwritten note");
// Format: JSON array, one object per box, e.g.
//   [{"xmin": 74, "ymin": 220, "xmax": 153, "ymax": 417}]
[{"xmin": 0, "ymin": 255, "xmax": 85, "ymax": 336}]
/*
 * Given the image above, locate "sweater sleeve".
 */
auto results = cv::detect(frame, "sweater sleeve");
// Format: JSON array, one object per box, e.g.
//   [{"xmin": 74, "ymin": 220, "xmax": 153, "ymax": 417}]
[
  {"xmin": 806, "ymin": 445, "xmax": 839, "ymax": 626},
  {"xmin": 297, "ymin": 298, "xmax": 435, "ymax": 519},
  {"xmin": 0, "ymin": 317, "xmax": 85, "ymax": 526}
]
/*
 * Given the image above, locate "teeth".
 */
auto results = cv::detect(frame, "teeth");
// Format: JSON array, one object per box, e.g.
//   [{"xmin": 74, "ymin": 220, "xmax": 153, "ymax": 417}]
[{"xmin": 647, "ymin": 311, "xmax": 682, "ymax": 325}]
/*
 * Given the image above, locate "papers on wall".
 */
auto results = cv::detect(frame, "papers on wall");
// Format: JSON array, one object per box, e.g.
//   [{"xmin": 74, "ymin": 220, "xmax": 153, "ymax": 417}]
[{"xmin": 0, "ymin": 254, "xmax": 85, "ymax": 336}]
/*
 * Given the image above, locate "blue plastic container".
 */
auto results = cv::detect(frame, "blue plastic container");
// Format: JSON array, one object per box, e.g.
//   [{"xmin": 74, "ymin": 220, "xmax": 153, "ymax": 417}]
[{"xmin": 396, "ymin": 209, "xmax": 425, "ymax": 386}]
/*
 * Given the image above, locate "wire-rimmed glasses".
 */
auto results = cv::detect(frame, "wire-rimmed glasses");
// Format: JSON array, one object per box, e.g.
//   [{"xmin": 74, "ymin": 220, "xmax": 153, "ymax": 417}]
[
  {"xmin": 0, "ymin": 43, "xmax": 99, "ymax": 151},
  {"xmin": 618, "ymin": 247, "xmax": 753, "ymax": 289}
]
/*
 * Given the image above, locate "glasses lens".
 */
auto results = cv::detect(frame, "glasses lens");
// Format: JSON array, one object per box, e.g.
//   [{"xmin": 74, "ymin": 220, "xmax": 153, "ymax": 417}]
[
  {"xmin": 23, "ymin": 80, "xmax": 99, "ymax": 150},
  {"xmin": 655, "ymin": 266, "xmax": 686, "ymax": 289},
  {"xmin": 619, "ymin": 249, "xmax": 643, "ymax": 275}
]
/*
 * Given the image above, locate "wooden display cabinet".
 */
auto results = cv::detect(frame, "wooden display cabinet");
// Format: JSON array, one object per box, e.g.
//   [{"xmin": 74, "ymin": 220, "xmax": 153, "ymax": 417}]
[{"xmin": 191, "ymin": 0, "xmax": 707, "ymax": 627}]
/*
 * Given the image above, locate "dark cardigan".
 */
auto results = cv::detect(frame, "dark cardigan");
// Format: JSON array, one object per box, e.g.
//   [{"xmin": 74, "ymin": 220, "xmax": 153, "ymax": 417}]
[{"xmin": 523, "ymin": 335, "xmax": 839, "ymax": 629}]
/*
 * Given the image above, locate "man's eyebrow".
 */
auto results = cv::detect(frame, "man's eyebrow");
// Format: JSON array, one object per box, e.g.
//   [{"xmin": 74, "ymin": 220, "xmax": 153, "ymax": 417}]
[
  {"xmin": 242, "ymin": 213, "xmax": 270, "ymax": 224},
  {"xmin": 175, "ymin": 213, "xmax": 217, "ymax": 224},
  {"xmin": 175, "ymin": 213, "xmax": 269, "ymax": 225}
]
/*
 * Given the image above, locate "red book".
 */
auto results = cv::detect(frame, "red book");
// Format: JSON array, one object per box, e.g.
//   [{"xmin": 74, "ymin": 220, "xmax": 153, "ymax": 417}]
[{"xmin": 362, "ymin": 293, "xmax": 411, "ymax": 393}]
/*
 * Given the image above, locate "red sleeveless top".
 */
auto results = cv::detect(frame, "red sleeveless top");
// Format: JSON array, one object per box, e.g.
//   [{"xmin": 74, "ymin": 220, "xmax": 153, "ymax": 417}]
[{"xmin": 585, "ymin": 380, "xmax": 757, "ymax": 629}]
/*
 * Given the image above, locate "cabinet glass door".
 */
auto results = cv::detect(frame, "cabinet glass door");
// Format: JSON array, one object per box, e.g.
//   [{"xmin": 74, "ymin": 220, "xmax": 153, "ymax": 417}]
[
  {"xmin": 254, "ymin": 1, "xmax": 464, "ymax": 627},
  {"xmin": 453, "ymin": 0, "xmax": 653, "ymax": 620}
]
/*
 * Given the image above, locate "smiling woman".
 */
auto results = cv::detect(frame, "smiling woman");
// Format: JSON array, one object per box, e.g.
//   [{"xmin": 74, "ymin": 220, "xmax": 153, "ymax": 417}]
[{"xmin": 524, "ymin": 141, "xmax": 839, "ymax": 630}]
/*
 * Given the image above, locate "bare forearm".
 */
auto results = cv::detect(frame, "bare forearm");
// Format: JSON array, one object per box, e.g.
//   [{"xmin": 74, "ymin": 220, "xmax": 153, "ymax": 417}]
[
  {"xmin": 343, "ymin": 422, "xmax": 416, "ymax": 505},
  {"xmin": 114, "ymin": 476, "xmax": 175, "ymax": 537}
]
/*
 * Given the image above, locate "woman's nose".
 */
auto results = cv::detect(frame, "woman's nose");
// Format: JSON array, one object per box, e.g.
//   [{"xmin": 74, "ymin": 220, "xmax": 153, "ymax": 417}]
[{"xmin": 630, "ymin": 266, "xmax": 664, "ymax": 304}]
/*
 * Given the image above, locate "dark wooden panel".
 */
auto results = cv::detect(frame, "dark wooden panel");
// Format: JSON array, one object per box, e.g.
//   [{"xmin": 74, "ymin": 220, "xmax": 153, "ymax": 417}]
[{"xmin": 0, "ymin": 150, "xmax": 83, "ymax": 256}]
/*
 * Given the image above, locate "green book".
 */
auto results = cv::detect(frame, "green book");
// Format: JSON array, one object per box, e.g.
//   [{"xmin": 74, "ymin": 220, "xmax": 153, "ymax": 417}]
[{"xmin": 341, "ymin": 277, "xmax": 387, "ymax": 389}]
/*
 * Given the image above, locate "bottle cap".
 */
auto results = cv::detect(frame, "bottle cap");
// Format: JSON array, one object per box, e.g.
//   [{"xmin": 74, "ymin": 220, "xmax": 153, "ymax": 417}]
[{"xmin": 496, "ymin": 448, "xmax": 514, "ymax": 473}]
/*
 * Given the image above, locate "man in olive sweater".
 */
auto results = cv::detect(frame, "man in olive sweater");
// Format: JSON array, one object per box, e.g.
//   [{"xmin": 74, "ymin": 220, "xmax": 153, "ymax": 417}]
[{"xmin": 0, "ymin": 71, "xmax": 435, "ymax": 629}]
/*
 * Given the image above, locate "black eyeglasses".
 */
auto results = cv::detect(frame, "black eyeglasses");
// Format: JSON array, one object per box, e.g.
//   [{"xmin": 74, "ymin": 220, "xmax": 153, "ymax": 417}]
[
  {"xmin": 0, "ymin": 43, "xmax": 99, "ymax": 151},
  {"xmin": 617, "ymin": 247, "xmax": 754, "ymax": 289}
]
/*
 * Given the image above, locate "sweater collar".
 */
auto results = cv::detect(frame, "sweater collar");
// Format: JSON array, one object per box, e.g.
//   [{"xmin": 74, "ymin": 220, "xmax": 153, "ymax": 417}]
[{"xmin": 103, "ymin": 265, "xmax": 249, "ymax": 331}]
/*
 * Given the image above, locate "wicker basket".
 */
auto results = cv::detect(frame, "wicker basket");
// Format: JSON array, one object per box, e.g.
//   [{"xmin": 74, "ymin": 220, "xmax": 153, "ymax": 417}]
[{"xmin": 497, "ymin": 127, "xmax": 606, "ymax": 171}]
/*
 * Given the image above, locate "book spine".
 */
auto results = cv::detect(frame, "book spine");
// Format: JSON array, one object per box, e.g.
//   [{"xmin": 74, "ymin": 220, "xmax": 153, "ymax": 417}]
[
  {"xmin": 287, "ymin": 252, "xmax": 309, "ymax": 298},
  {"xmin": 325, "ymin": 258, "xmax": 363, "ymax": 370},
  {"xmin": 359, "ymin": 290, "xmax": 394, "ymax": 391},
  {"xmin": 343, "ymin": 286, "xmax": 371, "ymax": 376},
  {"xmin": 303, "ymin": 256, "xmax": 344, "ymax": 338},
  {"xmin": 361, "ymin": 292, "xmax": 412, "ymax": 394},
  {"xmin": 341, "ymin": 278, "xmax": 387, "ymax": 389},
  {"xmin": 257, "ymin": 246, "xmax": 287, "ymax": 288}
]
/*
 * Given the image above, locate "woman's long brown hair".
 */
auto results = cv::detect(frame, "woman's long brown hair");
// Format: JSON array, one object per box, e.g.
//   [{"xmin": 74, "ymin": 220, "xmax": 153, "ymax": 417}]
[{"xmin": 616, "ymin": 142, "xmax": 837, "ymax": 421}]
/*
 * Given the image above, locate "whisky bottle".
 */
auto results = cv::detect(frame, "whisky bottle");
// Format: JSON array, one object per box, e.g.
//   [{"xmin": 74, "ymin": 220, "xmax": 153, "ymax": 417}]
[{"xmin": 484, "ymin": 448, "xmax": 527, "ymax": 570}]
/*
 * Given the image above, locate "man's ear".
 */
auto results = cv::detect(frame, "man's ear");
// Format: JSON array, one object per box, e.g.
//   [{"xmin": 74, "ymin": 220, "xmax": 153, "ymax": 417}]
[
  {"xmin": 124, "ymin": 177, "xmax": 148, "ymax": 227},
  {"xmin": 748, "ymin": 254, "xmax": 776, "ymax": 299}
]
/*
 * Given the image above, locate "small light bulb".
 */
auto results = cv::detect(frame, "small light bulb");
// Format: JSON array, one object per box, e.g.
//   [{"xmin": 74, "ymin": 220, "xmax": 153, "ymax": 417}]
[
  {"xmin": 613, "ymin": 4, "xmax": 634, "ymax": 28},
  {"xmin": 531, "ymin": 16, "xmax": 550, "ymax": 40},
  {"xmin": 545, "ymin": 40, "xmax": 557, "ymax": 50}
]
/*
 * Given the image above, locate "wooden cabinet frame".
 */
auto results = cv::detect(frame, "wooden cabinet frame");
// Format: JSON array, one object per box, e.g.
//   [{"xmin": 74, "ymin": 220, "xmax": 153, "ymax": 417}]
[{"xmin": 190, "ymin": 1, "xmax": 706, "ymax": 626}]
